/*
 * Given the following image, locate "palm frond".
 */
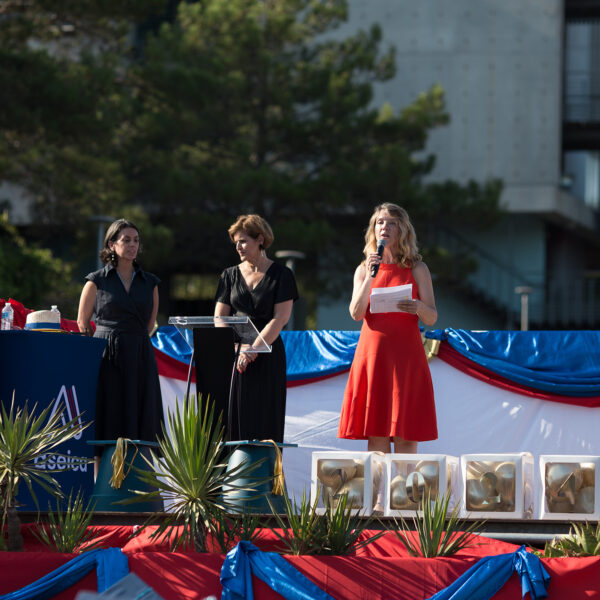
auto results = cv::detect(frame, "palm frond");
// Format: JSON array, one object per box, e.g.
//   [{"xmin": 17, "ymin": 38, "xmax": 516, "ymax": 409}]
[
  {"xmin": 33, "ymin": 489, "xmax": 100, "ymax": 553},
  {"xmin": 322, "ymin": 491, "xmax": 385, "ymax": 555},
  {"xmin": 125, "ymin": 395, "xmax": 270, "ymax": 552},
  {"xmin": 267, "ymin": 489, "xmax": 326, "ymax": 555},
  {"xmin": 0, "ymin": 394, "xmax": 91, "ymax": 550},
  {"xmin": 393, "ymin": 489, "xmax": 484, "ymax": 557}
]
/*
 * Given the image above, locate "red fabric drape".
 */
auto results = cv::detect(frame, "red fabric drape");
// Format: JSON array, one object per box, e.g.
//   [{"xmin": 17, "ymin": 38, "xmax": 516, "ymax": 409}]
[{"xmin": 2, "ymin": 526, "xmax": 600, "ymax": 600}]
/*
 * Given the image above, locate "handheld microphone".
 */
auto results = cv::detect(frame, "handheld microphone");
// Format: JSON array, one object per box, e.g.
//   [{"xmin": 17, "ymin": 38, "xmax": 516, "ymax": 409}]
[{"xmin": 370, "ymin": 239, "xmax": 386, "ymax": 278}]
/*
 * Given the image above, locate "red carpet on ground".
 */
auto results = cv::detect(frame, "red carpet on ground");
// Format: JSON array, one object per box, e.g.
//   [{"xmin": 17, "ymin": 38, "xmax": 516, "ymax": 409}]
[{"xmin": 1, "ymin": 525, "xmax": 599, "ymax": 599}]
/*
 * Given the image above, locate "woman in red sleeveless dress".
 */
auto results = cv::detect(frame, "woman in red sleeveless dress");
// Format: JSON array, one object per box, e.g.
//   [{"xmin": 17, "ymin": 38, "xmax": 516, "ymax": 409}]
[{"xmin": 338, "ymin": 203, "xmax": 438, "ymax": 454}]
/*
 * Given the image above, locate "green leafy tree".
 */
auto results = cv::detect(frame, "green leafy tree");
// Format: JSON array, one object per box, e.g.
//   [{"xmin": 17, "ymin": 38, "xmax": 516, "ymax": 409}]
[
  {"xmin": 0, "ymin": 214, "xmax": 77, "ymax": 311},
  {"xmin": 125, "ymin": 0, "xmax": 501, "ymax": 310},
  {"xmin": 0, "ymin": 0, "xmax": 502, "ymax": 321}
]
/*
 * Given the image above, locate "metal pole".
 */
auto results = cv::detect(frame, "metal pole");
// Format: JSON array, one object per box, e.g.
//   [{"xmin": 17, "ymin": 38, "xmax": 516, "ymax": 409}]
[
  {"xmin": 89, "ymin": 215, "xmax": 115, "ymax": 270},
  {"xmin": 515, "ymin": 286, "xmax": 533, "ymax": 331}
]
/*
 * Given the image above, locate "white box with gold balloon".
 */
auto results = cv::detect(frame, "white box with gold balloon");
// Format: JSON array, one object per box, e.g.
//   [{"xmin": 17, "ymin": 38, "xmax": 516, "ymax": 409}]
[
  {"xmin": 311, "ymin": 451, "xmax": 386, "ymax": 516},
  {"xmin": 459, "ymin": 453, "xmax": 534, "ymax": 520},
  {"xmin": 538, "ymin": 455, "xmax": 599, "ymax": 520},
  {"xmin": 383, "ymin": 454, "xmax": 459, "ymax": 517}
]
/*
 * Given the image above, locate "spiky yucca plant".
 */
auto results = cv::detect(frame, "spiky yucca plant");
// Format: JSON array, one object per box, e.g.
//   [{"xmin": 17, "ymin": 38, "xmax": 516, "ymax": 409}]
[
  {"xmin": 0, "ymin": 395, "xmax": 89, "ymax": 551},
  {"xmin": 322, "ymin": 491, "xmax": 385, "ymax": 555},
  {"xmin": 543, "ymin": 522, "xmax": 600, "ymax": 557},
  {"xmin": 268, "ymin": 489, "xmax": 384, "ymax": 555},
  {"xmin": 209, "ymin": 506, "xmax": 265, "ymax": 553},
  {"xmin": 33, "ymin": 488, "xmax": 100, "ymax": 553},
  {"xmin": 126, "ymin": 396, "xmax": 267, "ymax": 552},
  {"xmin": 393, "ymin": 489, "xmax": 483, "ymax": 557},
  {"xmin": 267, "ymin": 489, "xmax": 326, "ymax": 555}
]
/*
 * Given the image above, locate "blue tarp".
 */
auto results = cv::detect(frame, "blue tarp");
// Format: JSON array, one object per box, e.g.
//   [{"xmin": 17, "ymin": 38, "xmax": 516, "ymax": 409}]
[
  {"xmin": 426, "ymin": 329, "xmax": 600, "ymax": 396},
  {"xmin": 427, "ymin": 545, "xmax": 550, "ymax": 600},
  {"xmin": 221, "ymin": 541, "xmax": 334, "ymax": 600},
  {"xmin": 153, "ymin": 327, "xmax": 600, "ymax": 396},
  {"xmin": 0, "ymin": 548, "xmax": 128, "ymax": 600}
]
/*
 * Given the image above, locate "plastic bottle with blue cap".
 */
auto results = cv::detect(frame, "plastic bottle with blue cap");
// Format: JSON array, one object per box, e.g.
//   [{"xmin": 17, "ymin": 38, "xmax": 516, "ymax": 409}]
[{"xmin": 1, "ymin": 302, "xmax": 13, "ymax": 330}]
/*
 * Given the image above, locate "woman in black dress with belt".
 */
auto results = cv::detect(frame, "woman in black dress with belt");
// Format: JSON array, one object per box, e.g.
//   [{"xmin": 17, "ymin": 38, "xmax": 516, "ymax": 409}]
[
  {"xmin": 214, "ymin": 214, "xmax": 298, "ymax": 442},
  {"xmin": 77, "ymin": 218, "xmax": 163, "ymax": 475}
]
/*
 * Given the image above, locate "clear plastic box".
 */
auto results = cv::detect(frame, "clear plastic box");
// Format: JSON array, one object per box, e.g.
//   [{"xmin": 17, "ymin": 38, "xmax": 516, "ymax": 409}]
[
  {"xmin": 310, "ymin": 451, "xmax": 386, "ymax": 516},
  {"xmin": 459, "ymin": 452, "xmax": 534, "ymax": 520},
  {"xmin": 383, "ymin": 454, "xmax": 459, "ymax": 517}
]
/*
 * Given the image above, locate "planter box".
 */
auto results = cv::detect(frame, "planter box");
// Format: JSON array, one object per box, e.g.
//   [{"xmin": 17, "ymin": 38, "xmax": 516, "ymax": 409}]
[
  {"xmin": 310, "ymin": 451, "xmax": 386, "ymax": 515},
  {"xmin": 383, "ymin": 454, "xmax": 459, "ymax": 517},
  {"xmin": 459, "ymin": 453, "xmax": 534, "ymax": 520},
  {"xmin": 538, "ymin": 455, "xmax": 600, "ymax": 520}
]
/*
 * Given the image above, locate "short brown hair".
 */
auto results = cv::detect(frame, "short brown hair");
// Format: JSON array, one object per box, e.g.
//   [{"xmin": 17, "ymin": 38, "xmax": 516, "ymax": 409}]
[{"xmin": 228, "ymin": 214, "xmax": 274, "ymax": 249}]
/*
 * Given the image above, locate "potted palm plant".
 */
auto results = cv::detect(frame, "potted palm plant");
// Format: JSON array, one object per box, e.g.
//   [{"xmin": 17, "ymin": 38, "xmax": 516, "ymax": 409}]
[
  {"xmin": 0, "ymin": 395, "xmax": 90, "ymax": 551},
  {"xmin": 125, "ymin": 396, "xmax": 268, "ymax": 552}
]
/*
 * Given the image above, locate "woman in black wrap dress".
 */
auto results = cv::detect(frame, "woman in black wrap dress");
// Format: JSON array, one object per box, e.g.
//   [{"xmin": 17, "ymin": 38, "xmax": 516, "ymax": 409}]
[
  {"xmin": 215, "ymin": 214, "xmax": 298, "ymax": 442},
  {"xmin": 77, "ymin": 219, "xmax": 163, "ymax": 473}
]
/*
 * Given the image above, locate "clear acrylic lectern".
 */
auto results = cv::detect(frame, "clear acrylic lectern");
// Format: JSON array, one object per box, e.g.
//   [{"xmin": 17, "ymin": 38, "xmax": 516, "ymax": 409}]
[{"xmin": 168, "ymin": 316, "xmax": 271, "ymax": 439}]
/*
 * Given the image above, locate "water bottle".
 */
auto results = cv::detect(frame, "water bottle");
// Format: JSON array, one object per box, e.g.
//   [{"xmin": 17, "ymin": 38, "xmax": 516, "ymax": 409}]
[
  {"xmin": 1, "ymin": 302, "xmax": 14, "ymax": 330},
  {"xmin": 51, "ymin": 304, "xmax": 61, "ymax": 329}
]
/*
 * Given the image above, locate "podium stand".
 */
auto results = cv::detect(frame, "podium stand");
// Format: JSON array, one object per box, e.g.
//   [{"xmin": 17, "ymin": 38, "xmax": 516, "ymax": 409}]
[{"xmin": 168, "ymin": 316, "xmax": 271, "ymax": 440}]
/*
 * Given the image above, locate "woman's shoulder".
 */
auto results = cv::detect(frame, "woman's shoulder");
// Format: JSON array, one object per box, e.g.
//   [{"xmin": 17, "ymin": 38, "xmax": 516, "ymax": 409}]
[
  {"xmin": 138, "ymin": 268, "xmax": 160, "ymax": 286},
  {"xmin": 411, "ymin": 260, "xmax": 432, "ymax": 281},
  {"xmin": 85, "ymin": 265, "xmax": 109, "ymax": 283},
  {"xmin": 220, "ymin": 264, "xmax": 240, "ymax": 279}
]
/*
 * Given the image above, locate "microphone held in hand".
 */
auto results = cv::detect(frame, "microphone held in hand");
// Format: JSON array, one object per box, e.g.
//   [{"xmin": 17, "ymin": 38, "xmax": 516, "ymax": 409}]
[{"xmin": 370, "ymin": 239, "xmax": 387, "ymax": 278}]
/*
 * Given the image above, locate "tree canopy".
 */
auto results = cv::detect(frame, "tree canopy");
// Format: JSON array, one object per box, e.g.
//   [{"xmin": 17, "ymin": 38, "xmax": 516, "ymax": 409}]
[{"xmin": 0, "ymin": 0, "xmax": 502, "ymax": 323}]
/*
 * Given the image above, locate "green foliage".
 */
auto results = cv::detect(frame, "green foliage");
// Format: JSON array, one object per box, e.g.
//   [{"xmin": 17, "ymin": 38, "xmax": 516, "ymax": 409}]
[
  {"xmin": 267, "ymin": 489, "xmax": 326, "ymax": 555},
  {"xmin": 126, "ymin": 396, "xmax": 267, "ymax": 552},
  {"xmin": 0, "ymin": 394, "xmax": 90, "ymax": 551},
  {"xmin": 0, "ymin": 214, "xmax": 78, "ymax": 310},
  {"xmin": 267, "ymin": 488, "xmax": 383, "ymax": 555},
  {"xmin": 392, "ymin": 490, "xmax": 483, "ymax": 558},
  {"xmin": 33, "ymin": 488, "xmax": 100, "ymax": 553},
  {"xmin": 542, "ymin": 522, "xmax": 600, "ymax": 557},
  {"xmin": 320, "ymin": 490, "xmax": 385, "ymax": 555},
  {"xmin": 208, "ymin": 507, "xmax": 265, "ymax": 553},
  {"xmin": 0, "ymin": 0, "xmax": 503, "ymax": 315}
]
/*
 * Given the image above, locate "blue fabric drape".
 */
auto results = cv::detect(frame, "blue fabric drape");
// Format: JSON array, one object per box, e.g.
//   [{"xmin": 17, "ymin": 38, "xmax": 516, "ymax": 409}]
[
  {"xmin": 154, "ymin": 326, "xmax": 600, "ymax": 396},
  {"xmin": 282, "ymin": 330, "xmax": 359, "ymax": 381},
  {"xmin": 426, "ymin": 329, "xmax": 600, "ymax": 396},
  {"xmin": 220, "ymin": 541, "xmax": 334, "ymax": 600},
  {"xmin": 0, "ymin": 548, "xmax": 129, "ymax": 600},
  {"xmin": 427, "ymin": 545, "xmax": 550, "ymax": 600}
]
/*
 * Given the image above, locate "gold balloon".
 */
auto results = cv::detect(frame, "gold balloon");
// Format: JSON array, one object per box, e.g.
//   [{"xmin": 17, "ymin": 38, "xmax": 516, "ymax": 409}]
[
  {"xmin": 581, "ymin": 463, "xmax": 596, "ymax": 488},
  {"xmin": 406, "ymin": 471, "xmax": 426, "ymax": 504},
  {"xmin": 335, "ymin": 477, "xmax": 364, "ymax": 508},
  {"xmin": 390, "ymin": 474, "xmax": 417, "ymax": 510},
  {"xmin": 494, "ymin": 462, "xmax": 516, "ymax": 505},
  {"xmin": 574, "ymin": 486, "xmax": 595, "ymax": 514},
  {"xmin": 546, "ymin": 463, "xmax": 582, "ymax": 505},
  {"xmin": 353, "ymin": 459, "xmax": 365, "ymax": 478},
  {"xmin": 547, "ymin": 495, "xmax": 574, "ymax": 514},
  {"xmin": 321, "ymin": 485, "xmax": 335, "ymax": 508},
  {"xmin": 317, "ymin": 459, "xmax": 357, "ymax": 492},
  {"xmin": 466, "ymin": 479, "xmax": 488, "ymax": 510},
  {"xmin": 466, "ymin": 472, "xmax": 502, "ymax": 511},
  {"xmin": 416, "ymin": 461, "xmax": 440, "ymax": 497}
]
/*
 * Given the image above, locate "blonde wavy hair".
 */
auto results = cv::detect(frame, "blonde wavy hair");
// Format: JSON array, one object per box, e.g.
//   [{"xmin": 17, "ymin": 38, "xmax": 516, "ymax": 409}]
[
  {"xmin": 228, "ymin": 214, "xmax": 274, "ymax": 249},
  {"xmin": 363, "ymin": 203, "xmax": 422, "ymax": 268}
]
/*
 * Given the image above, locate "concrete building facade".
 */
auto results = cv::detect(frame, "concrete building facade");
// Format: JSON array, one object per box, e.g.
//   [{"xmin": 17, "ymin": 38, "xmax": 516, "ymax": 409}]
[{"xmin": 318, "ymin": 0, "xmax": 600, "ymax": 331}]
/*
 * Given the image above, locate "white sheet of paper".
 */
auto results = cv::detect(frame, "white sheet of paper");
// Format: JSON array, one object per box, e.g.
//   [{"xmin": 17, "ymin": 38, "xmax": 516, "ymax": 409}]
[{"xmin": 370, "ymin": 283, "xmax": 413, "ymax": 313}]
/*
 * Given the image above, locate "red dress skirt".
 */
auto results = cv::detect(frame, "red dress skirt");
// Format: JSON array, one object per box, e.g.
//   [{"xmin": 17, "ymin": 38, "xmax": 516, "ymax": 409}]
[{"xmin": 338, "ymin": 263, "xmax": 438, "ymax": 441}]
